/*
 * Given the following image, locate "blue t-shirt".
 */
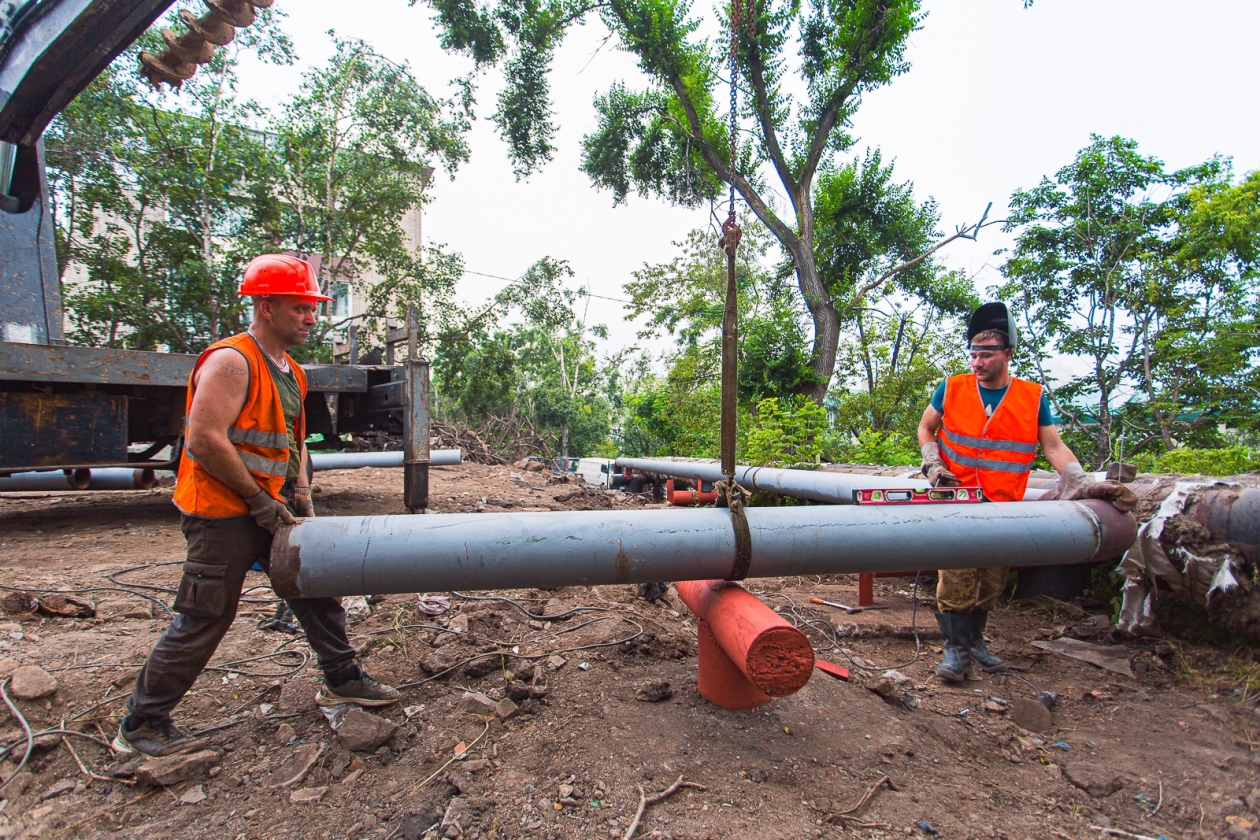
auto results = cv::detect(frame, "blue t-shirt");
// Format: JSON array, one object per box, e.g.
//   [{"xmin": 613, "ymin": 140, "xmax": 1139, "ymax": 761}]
[{"xmin": 931, "ymin": 379, "xmax": 1056, "ymax": 426}]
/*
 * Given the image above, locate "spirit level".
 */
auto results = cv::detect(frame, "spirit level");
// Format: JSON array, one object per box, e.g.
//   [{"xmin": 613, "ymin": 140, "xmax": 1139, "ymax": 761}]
[{"xmin": 854, "ymin": 486, "xmax": 986, "ymax": 504}]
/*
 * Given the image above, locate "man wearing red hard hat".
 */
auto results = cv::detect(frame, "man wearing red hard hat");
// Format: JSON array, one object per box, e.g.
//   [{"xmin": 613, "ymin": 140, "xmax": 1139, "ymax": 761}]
[{"xmin": 115, "ymin": 255, "xmax": 399, "ymax": 758}]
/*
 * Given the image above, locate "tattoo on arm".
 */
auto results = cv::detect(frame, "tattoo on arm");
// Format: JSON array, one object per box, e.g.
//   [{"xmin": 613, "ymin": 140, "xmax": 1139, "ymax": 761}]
[{"xmin": 213, "ymin": 359, "xmax": 248, "ymax": 377}]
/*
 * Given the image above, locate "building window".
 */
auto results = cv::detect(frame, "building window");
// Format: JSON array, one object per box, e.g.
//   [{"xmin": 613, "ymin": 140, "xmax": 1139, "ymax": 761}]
[{"xmin": 331, "ymin": 282, "xmax": 351, "ymax": 318}]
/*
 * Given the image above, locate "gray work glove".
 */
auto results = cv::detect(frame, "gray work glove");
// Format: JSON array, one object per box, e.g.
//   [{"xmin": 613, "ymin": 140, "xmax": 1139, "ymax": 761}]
[
  {"xmin": 1058, "ymin": 463, "xmax": 1138, "ymax": 512},
  {"xmin": 292, "ymin": 486, "xmax": 315, "ymax": 518},
  {"xmin": 1057, "ymin": 462, "xmax": 1093, "ymax": 501},
  {"xmin": 920, "ymin": 442, "xmax": 959, "ymax": 487},
  {"xmin": 243, "ymin": 489, "xmax": 297, "ymax": 533}
]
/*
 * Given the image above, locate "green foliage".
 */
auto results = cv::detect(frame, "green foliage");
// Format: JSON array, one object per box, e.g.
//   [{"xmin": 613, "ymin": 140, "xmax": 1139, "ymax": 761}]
[
  {"xmin": 434, "ymin": 257, "xmax": 616, "ymax": 458},
  {"xmin": 1001, "ymin": 135, "xmax": 1260, "ymax": 468},
  {"xmin": 1150, "ymin": 446, "xmax": 1260, "ymax": 476},
  {"xmin": 830, "ymin": 297, "xmax": 972, "ymax": 451},
  {"xmin": 625, "ymin": 219, "xmax": 819, "ymax": 400},
  {"xmin": 47, "ymin": 6, "xmax": 294, "ymax": 350},
  {"xmin": 47, "ymin": 10, "xmax": 472, "ymax": 359},
  {"xmin": 425, "ymin": 0, "xmax": 978, "ymax": 400},
  {"xmin": 743, "ymin": 397, "xmax": 828, "ymax": 467},
  {"xmin": 620, "ymin": 346, "xmax": 721, "ymax": 458},
  {"xmin": 829, "ymin": 428, "xmax": 920, "ymax": 466}
]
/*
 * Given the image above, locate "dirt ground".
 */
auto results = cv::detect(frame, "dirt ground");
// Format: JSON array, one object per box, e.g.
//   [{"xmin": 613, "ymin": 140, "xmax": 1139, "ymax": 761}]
[{"xmin": 0, "ymin": 463, "xmax": 1259, "ymax": 840}]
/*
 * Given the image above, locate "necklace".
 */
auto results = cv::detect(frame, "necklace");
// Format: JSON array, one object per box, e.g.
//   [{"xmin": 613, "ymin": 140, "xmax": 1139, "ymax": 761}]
[{"xmin": 248, "ymin": 329, "xmax": 289, "ymax": 371}]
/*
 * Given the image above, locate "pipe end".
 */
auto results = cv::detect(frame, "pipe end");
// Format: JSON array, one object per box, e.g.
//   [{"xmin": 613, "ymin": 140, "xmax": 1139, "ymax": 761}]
[
  {"xmin": 270, "ymin": 525, "xmax": 302, "ymax": 598},
  {"xmin": 1079, "ymin": 499, "xmax": 1138, "ymax": 562}
]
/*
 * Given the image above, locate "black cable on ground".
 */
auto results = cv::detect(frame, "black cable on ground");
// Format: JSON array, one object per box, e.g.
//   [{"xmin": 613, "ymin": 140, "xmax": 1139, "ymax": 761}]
[{"xmin": 766, "ymin": 572, "xmax": 923, "ymax": 672}]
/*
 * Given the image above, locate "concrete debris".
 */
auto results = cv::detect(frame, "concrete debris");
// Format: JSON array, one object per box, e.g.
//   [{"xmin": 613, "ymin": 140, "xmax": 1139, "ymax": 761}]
[
  {"xmin": 494, "ymin": 697, "xmax": 519, "ymax": 719},
  {"xmin": 462, "ymin": 758, "xmax": 489, "ymax": 772},
  {"xmin": 457, "ymin": 691, "xmax": 498, "ymax": 717},
  {"xmin": 179, "ymin": 784, "xmax": 207, "ymax": 805},
  {"xmin": 547, "ymin": 655, "xmax": 566, "ymax": 671},
  {"xmin": 135, "ymin": 750, "xmax": 221, "ymax": 786},
  {"xmin": 39, "ymin": 778, "xmax": 75, "ymax": 801},
  {"xmin": 290, "ymin": 786, "xmax": 328, "ymax": 804},
  {"xmin": 275, "ymin": 723, "xmax": 296, "ymax": 745},
  {"xmin": 634, "ymin": 679, "xmax": 673, "ymax": 702},
  {"xmin": 1010, "ymin": 698, "xmax": 1053, "ymax": 733},
  {"xmin": 8, "ymin": 665, "xmax": 57, "ymax": 700},
  {"xmin": 336, "ymin": 709, "xmax": 398, "ymax": 752},
  {"xmin": 1031, "ymin": 638, "xmax": 1135, "ymax": 678}
]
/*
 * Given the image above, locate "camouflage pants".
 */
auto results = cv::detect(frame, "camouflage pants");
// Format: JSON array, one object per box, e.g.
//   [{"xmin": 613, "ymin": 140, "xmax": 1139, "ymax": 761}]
[{"xmin": 936, "ymin": 567, "xmax": 1007, "ymax": 613}]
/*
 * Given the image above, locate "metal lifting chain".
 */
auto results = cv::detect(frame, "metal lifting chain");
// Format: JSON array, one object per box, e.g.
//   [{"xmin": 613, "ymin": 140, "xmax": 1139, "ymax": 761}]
[{"xmin": 718, "ymin": 0, "xmax": 752, "ymax": 581}]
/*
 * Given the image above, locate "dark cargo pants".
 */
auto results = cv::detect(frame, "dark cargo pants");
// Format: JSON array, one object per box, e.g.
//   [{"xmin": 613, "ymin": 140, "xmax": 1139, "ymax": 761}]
[{"xmin": 128, "ymin": 511, "xmax": 356, "ymax": 720}]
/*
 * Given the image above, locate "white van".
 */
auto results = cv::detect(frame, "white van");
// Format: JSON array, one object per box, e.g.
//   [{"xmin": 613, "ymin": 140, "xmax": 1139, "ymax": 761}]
[{"xmin": 576, "ymin": 458, "xmax": 623, "ymax": 488}]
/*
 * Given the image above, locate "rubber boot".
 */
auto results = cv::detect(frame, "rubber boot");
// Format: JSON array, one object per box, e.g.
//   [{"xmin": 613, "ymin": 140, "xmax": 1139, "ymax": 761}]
[
  {"xmin": 934, "ymin": 613, "xmax": 970, "ymax": 682},
  {"xmin": 969, "ymin": 611, "xmax": 1008, "ymax": 673}
]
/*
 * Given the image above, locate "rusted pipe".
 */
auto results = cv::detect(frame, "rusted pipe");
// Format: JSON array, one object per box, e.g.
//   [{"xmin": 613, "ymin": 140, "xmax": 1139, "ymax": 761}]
[
  {"xmin": 665, "ymin": 478, "xmax": 719, "ymax": 506},
  {"xmin": 677, "ymin": 580, "xmax": 814, "ymax": 707},
  {"xmin": 1187, "ymin": 487, "xmax": 1260, "ymax": 564}
]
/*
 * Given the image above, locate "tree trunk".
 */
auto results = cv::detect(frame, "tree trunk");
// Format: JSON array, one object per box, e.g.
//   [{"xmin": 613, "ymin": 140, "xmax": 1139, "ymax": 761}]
[
  {"xmin": 792, "ymin": 256, "xmax": 839, "ymax": 403},
  {"xmin": 561, "ymin": 423, "xmax": 569, "ymax": 459}
]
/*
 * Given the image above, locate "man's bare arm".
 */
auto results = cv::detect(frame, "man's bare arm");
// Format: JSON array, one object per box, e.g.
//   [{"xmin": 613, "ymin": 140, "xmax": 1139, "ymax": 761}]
[
  {"xmin": 918, "ymin": 406, "xmax": 943, "ymax": 447},
  {"xmin": 186, "ymin": 347, "xmax": 260, "ymax": 500},
  {"xmin": 1038, "ymin": 423, "xmax": 1079, "ymax": 473}
]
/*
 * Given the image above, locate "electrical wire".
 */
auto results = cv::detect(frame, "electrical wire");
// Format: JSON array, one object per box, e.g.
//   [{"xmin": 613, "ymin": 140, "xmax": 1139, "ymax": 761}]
[
  {"xmin": 0, "ymin": 678, "xmax": 33, "ymax": 795},
  {"xmin": 0, "ymin": 582, "xmax": 174, "ymax": 618},
  {"xmin": 451, "ymin": 591, "xmax": 614, "ymax": 622},
  {"xmin": 765, "ymin": 572, "xmax": 924, "ymax": 672}
]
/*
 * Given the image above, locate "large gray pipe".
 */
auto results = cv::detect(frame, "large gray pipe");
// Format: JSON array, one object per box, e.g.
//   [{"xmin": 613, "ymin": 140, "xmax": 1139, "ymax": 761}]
[
  {"xmin": 616, "ymin": 457, "xmax": 1052, "ymax": 503},
  {"xmin": 269, "ymin": 499, "xmax": 1135, "ymax": 599},
  {"xmin": 0, "ymin": 468, "xmax": 157, "ymax": 491},
  {"xmin": 310, "ymin": 449, "xmax": 462, "ymax": 471}
]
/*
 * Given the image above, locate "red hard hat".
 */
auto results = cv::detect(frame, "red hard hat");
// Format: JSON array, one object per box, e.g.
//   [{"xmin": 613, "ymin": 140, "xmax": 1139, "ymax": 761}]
[{"xmin": 238, "ymin": 254, "xmax": 332, "ymax": 301}]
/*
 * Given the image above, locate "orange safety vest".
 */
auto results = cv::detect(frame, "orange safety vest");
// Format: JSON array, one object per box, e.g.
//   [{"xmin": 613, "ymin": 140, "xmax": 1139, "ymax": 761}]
[
  {"xmin": 173, "ymin": 333, "xmax": 307, "ymax": 518},
  {"xmin": 937, "ymin": 373, "xmax": 1041, "ymax": 502}
]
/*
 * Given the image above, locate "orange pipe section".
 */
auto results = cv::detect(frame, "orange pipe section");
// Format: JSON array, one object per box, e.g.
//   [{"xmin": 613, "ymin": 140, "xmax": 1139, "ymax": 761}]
[
  {"xmin": 696, "ymin": 619, "xmax": 770, "ymax": 709},
  {"xmin": 666, "ymin": 478, "xmax": 719, "ymax": 506},
  {"xmin": 677, "ymin": 580, "xmax": 815, "ymax": 704}
]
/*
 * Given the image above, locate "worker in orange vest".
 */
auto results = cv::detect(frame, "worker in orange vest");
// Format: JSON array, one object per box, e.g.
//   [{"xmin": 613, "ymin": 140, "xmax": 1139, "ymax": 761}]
[
  {"xmin": 917, "ymin": 302, "xmax": 1135, "ymax": 683},
  {"xmin": 115, "ymin": 255, "xmax": 399, "ymax": 758}
]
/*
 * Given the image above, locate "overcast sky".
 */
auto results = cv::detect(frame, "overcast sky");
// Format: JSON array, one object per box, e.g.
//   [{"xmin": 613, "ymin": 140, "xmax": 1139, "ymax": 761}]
[{"xmin": 233, "ymin": 0, "xmax": 1260, "ymax": 364}]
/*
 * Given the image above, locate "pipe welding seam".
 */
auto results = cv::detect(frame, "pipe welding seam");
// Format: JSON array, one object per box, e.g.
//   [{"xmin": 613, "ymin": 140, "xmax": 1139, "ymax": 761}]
[{"xmin": 268, "ymin": 500, "xmax": 1136, "ymax": 600}]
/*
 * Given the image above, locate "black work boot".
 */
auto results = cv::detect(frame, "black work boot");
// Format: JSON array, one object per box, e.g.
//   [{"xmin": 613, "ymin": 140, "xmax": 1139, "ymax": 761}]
[
  {"xmin": 112, "ymin": 715, "xmax": 207, "ymax": 758},
  {"xmin": 934, "ymin": 613, "xmax": 971, "ymax": 683},
  {"xmin": 316, "ymin": 666, "xmax": 400, "ymax": 708},
  {"xmin": 969, "ymin": 611, "xmax": 1008, "ymax": 673}
]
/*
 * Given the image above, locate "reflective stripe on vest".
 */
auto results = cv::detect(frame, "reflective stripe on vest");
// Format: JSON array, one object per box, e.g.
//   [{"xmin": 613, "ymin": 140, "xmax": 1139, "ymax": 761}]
[
  {"xmin": 184, "ymin": 444, "xmax": 289, "ymax": 476},
  {"xmin": 937, "ymin": 436, "xmax": 1033, "ymax": 473},
  {"xmin": 938, "ymin": 429, "xmax": 1038, "ymax": 454},
  {"xmin": 173, "ymin": 333, "xmax": 307, "ymax": 518}
]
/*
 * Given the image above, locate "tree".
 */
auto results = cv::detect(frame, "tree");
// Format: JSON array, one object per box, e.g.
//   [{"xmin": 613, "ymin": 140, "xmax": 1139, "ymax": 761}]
[
  {"xmin": 262, "ymin": 35, "xmax": 474, "ymax": 357},
  {"xmin": 830, "ymin": 292, "xmax": 973, "ymax": 461},
  {"xmin": 435, "ymin": 257, "xmax": 618, "ymax": 458},
  {"xmin": 625, "ymin": 218, "xmax": 817, "ymax": 400},
  {"xmin": 46, "ymin": 6, "xmax": 294, "ymax": 350},
  {"xmin": 1000, "ymin": 135, "xmax": 1259, "ymax": 466},
  {"xmin": 423, "ymin": 0, "xmax": 988, "ymax": 400}
]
